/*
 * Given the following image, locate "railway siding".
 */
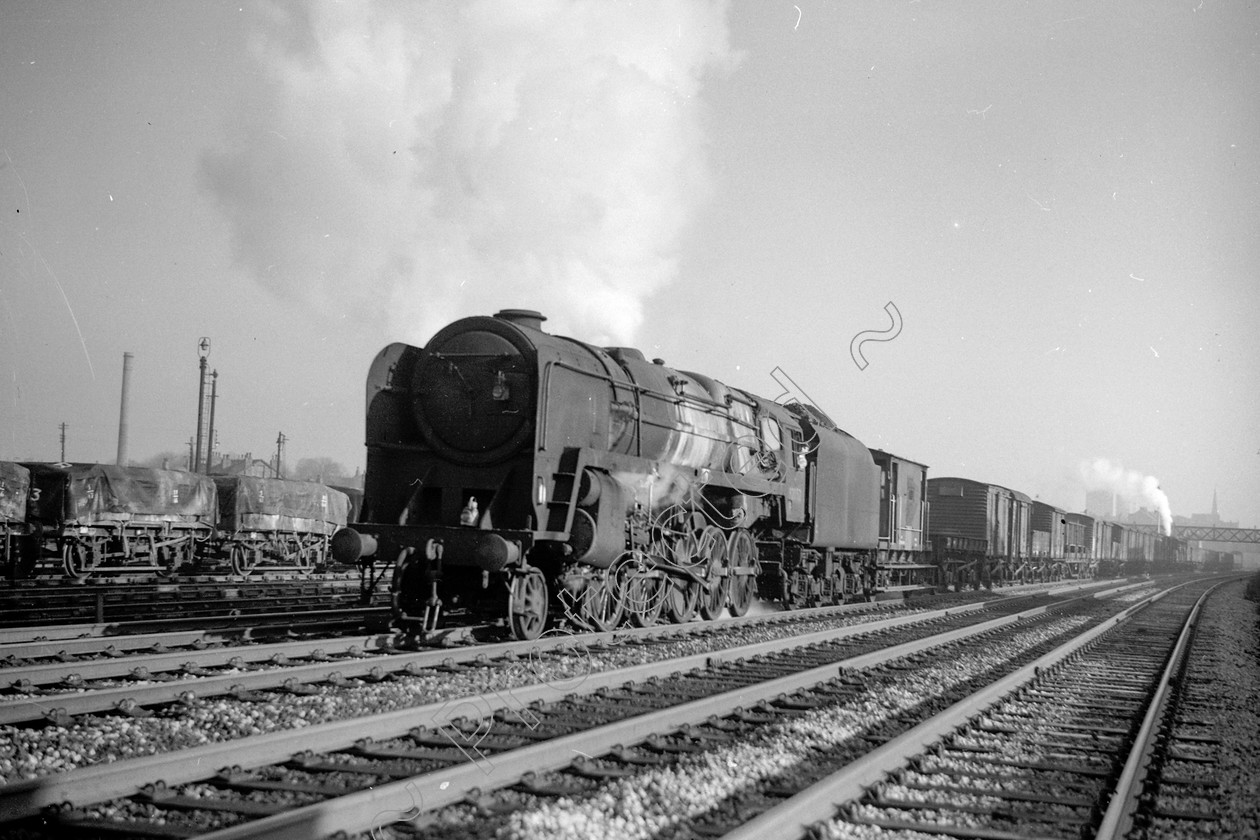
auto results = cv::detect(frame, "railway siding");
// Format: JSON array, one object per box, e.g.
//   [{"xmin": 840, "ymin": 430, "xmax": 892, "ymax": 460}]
[
  {"xmin": 0, "ymin": 588, "xmax": 1141, "ymax": 837},
  {"xmin": 712, "ymin": 579, "xmax": 1237, "ymax": 840},
  {"xmin": 1, "ymin": 588, "xmax": 1121, "ymax": 829}
]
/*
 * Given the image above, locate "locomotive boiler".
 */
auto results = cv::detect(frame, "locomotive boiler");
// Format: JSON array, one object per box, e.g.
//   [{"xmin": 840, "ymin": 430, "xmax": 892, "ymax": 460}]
[{"xmin": 333, "ymin": 309, "xmax": 882, "ymax": 640}]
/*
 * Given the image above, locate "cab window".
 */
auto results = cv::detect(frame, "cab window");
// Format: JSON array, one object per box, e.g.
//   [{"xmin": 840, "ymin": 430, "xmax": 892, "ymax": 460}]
[{"xmin": 759, "ymin": 416, "xmax": 782, "ymax": 453}]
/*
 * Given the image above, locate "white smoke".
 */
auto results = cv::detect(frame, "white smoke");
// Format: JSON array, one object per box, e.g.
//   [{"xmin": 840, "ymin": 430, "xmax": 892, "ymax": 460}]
[
  {"xmin": 201, "ymin": 1, "xmax": 737, "ymax": 345},
  {"xmin": 1079, "ymin": 457, "xmax": 1172, "ymax": 535}
]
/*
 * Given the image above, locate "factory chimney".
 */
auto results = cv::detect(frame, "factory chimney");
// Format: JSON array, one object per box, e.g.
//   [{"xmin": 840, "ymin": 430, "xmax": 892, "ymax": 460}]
[{"xmin": 116, "ymin": 352, "xmax": 134, "ymax": 465}]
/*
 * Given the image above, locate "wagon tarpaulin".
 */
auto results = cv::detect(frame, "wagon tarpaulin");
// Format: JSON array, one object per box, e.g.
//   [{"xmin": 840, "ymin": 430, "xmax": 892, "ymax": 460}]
[
  {"xmin": 23, "ymin": 463, "xmax": 217, "ymax": 524},
  {"xmin": 0, "ymin": 462, "xmax": 30, "ymax": 523},
  {"xmin": 212, "ymin": 476, "xmax": 350, "ymax": 536}
]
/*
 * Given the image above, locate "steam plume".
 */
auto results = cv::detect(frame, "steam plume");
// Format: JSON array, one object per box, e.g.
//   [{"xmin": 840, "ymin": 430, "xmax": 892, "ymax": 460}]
[
  {"xmin": 200, "ymin": 1, "xmax": 737, "ymax": 344},
  {"xmin": 1079, "ymin": 457, "xmax": 1172, "ymax": 535}
]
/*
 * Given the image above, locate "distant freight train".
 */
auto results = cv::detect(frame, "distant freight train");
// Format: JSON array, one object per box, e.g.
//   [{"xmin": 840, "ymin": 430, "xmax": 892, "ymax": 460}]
[
  {"xmin": 331, "ymin": 309, "xmax": 1202, "ymax": 641},
  {"xmin": 0, "ymin": 462, "xmax": 349, "ymax": 580}
]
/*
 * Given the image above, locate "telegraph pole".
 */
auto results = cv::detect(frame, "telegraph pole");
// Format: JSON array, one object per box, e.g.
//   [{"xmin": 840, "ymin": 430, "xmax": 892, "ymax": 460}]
[
  {"xmin": 193, "ymin": 338, "xmax": 210, "ymax": 472},
  {"xmin": 59, "ymin": 423, "xmax": 67, "ymax": 462}
]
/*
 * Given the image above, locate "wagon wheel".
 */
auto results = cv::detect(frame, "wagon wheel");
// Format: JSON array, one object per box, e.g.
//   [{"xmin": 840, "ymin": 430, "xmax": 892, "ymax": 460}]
[
  {"xmin": 61, "ymin": 539, "xmax": 97, "ymax": 581},
  {"xmin": 697, "ymin": 526, "xmax": 728, "ymax": 621},
  {"xmin": 726, "ymin": 529, "xmax": 758, "ymax": 618},
  {"xmin": 509, "ymin": 568, "xmax": 549, "ymax": 641},
  {"xmin": 578, "ymin": 573, "xmax": 624, "ymax": 633},
  {"xmin": 230, "ymin": 543, "xmax": 259, "ymax": 577}
]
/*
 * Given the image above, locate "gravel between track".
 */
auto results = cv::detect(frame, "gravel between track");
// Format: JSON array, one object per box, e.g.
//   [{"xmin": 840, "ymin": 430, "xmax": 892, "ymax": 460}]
[
  {"xmin": 814, "ymin": 578, "xmax": 1260, "ymax": 840},
  {"xmin": 0, "ymin": 602, "xmax": 971, "ymax": 783},
  {"xmin": 382, "ymin": 615, "xmax": 1093, "ymax": 840},
  {"xmin": 1133, "ymin": 578, "xmax": 1260, "ymax": 840}
]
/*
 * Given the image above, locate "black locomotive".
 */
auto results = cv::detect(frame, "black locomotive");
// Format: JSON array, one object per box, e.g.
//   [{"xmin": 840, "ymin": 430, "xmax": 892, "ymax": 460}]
[
  {"xmin": 334, "ymin": 309, "xmax": 932, "ymax": 639},
  {"xmin": 337, "ymin": 309, "xmax": 1206, "ymax": 640}
]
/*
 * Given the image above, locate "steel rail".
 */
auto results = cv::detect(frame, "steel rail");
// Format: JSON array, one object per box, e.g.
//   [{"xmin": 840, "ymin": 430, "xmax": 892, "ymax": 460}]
[
  {"xmin": 10, "ymin": 576, "xmax": 1136, "ymax": 728},
  {"xmin": 0, "ymin": 598, "xmax": 990, "ymax": 725},
  {"xmin": 191, "ymin": 586, "xmax": 1160, "ymax": 840},
  {"xmin": 2, "ymin": 630, "xmax": 244, "ymax": 658},
  {"xmin": 0, "ymin": 594, "xmax": 1001, "ymax": 723},
  {"xmin": 1094, "ymin": 583, "xmax": 1218, "ymax": 839},
  {"xmin": 0, "ymin": 606, "xmax": 388, "ymax": 649},
  {"xmin": 0, "ymin": 577, "xmax": 1125, "ymax": 649},
  {"xmin": 716, "ymin": 582, "xmax": 1203, "ymax": 840},
  {"xmin": 0, "ymin": 589, "xmax": 1088, "ymax": 822},
  {"xmin": 0, "ymin": 579, "xmax": 1132, "ymax": 685},
  {"xmin": 0, "ymin": 634, "xmax": 400, "ymax": 689}
]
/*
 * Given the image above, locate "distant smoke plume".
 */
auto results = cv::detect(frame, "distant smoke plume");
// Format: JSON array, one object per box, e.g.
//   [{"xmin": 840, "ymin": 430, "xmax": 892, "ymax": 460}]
[
  {"xmin": 1079, "ymin": 457, "xmax": 1172, "ymax": 535},
  {"xmin": 201, "ymin": 1, "xmax": 736, "ymax": 344}
]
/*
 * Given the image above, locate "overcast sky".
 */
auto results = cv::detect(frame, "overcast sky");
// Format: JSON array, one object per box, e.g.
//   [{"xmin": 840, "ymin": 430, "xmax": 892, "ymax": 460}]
[{"xmin": 1, "ymin": 1, "xmax": 1256, "ymax": 525}]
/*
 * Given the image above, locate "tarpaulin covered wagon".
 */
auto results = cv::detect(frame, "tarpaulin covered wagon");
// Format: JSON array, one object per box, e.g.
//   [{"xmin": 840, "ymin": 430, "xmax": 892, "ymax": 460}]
[
  {"xmin": 1, "ymin": 461, "xmax": 32, "ymax": 578},
  {"xmin": 211, "ymin": 476, "xmax": 350, "ymax": 575},
  {"xmin": 23, "ymin": 463, "xmax": 218, "ymax": 579}
]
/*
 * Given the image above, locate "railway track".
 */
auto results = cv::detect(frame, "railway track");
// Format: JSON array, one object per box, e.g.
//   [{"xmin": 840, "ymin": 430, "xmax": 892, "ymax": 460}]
[
  {"xmin": 0, "ymin": 583, "xmax": 1136, "ymax": 729},
  {"xmin": 0, "ymin": 607, "xmax": 392, "ymax": 662},
  {"xmin": 710, "ymin": 577, "xmax": 1235, "ymax": 840},
  {"xmin": 0, "ymin": 581, "xmax": 1151, "ymax": 837},
  {"xmin": 1121, "ymin": 577, "xmax": 1259, "ymax": 840},
  {"xmin": 0, "ymin": 575, "xmax": 379, "ymax": 629}
]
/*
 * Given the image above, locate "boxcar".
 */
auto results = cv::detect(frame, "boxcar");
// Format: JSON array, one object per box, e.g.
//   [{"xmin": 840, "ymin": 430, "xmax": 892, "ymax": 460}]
[
  {"xmin": 869, "ymin": 449, "xmax": 933, "ymax": 592},
  {"xmin": 927, "ymin": 477, "xmax": 1015, "ymax": 589},
  {"xmin": 1063, "ymin": 512, "xmax": 1095, "ymax": 577}
]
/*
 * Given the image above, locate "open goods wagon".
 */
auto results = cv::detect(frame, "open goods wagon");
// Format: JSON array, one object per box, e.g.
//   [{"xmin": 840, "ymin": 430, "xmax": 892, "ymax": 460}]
[
  {"xmin": 22, "ymin": 462, "xmax": 217, "ymax": 579},
  {"xmin": 4, "ymin": 461, "xmax": 353, "ymax": 580},
  {"xmin": 1, "ymin": 462, "xmax": 32, "ymax": 579},
  {"xmin": 210, "ymin": 475, "xmax": 351, "ymax": 575}
]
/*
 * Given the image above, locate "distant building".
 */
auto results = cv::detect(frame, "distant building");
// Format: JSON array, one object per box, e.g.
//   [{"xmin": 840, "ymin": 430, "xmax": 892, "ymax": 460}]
[
  {"xmin": 1118, "ymin": 507, "xmax": 1162, "ymax": 529},
  {"xmin": 1173, "ymin": 489, "xmax": 1239, "ymax": 529},
  {"xmin": 1170, "ymin": 489, "xmax": 1254, "ymax": 569},
  {"xmin": 210, "ymin": 452, "xmax": 275, "ymax": 478}
]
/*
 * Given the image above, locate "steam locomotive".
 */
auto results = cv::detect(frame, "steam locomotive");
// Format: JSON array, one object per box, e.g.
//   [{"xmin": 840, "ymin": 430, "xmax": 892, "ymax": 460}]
[
  {"xmin": 334, "ymin": 309, "xmax": 935, "ymax": 640},
  {"xmin": 337, "ymin": 309, "xmax": 1202, "ymax": 641}
]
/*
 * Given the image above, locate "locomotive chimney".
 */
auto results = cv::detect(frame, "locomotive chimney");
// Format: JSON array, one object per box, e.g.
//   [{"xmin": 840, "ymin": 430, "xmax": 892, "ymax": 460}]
[
  {"xmin": 494, "ymin": 309, "xmax": 547, "ymax": 331},
  {"xmin": 116, "ymin": 351, "xmax": 133, "ymax": 466}
]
